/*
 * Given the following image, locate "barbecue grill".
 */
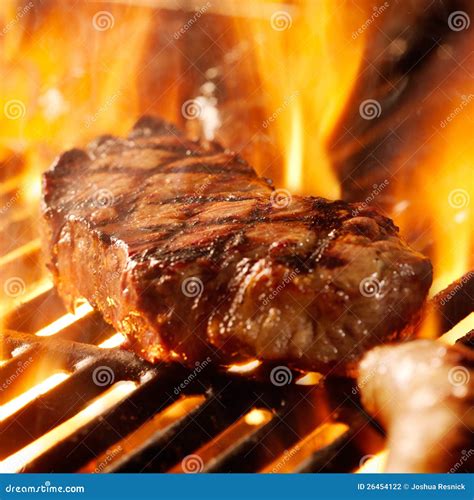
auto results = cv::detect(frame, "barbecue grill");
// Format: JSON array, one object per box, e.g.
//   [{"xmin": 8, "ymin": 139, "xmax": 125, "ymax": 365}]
[
  {"xmin": 0, "ymin": 0, "xmax": 473, "ymax": 475},
  {"xmin": 0, "ymin": 273, "xmax": 385, "ymax": 473}
]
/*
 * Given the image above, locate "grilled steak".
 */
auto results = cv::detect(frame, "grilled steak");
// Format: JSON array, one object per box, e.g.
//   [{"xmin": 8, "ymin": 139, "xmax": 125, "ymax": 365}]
[{"xmin": 41, "ymin": 116, "xmax": 432, "ymax": 375}]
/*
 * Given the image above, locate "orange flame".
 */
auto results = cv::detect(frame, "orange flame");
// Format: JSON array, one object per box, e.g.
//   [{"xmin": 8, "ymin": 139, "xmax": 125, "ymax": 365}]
[
  {"xmin": 233, "ymin": 1, "xmax": 369, "ymax": 198},
  {"xmin": 0, "ymin": 2, "xmax": 154, "ymax": 208},
  {"xmin": 0, "ymin": 371, "xmax": 70, "ymax": 422},
  {"xmin": 395, "ymin": 116, "xmax": 473, "ymax": 295},
  {"xmin": 0, "ymin": 381, "xmax": 137, "ymax": 473},
  {"xmin": 0, "ymin": 2, "xmax": 472, "ymax": 341}
]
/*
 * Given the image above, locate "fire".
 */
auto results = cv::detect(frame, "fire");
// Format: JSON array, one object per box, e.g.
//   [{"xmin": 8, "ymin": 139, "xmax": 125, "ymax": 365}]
[
  {"xmin": 440, "ymin": 313, "xmax": 474, "ymax": 346},
  {"xmin": 168, "ymin": 407, "xmax": 273, "ymax": 472},
  {"xmin": 0, "ymin": 371, "xmax": 70, "ymax": 422},
  {"xmin": 98, "ymin": 332, "xmax": 127, "ymax": 349},
  {"xmin": 0, "ymin": 2, "xmax": 153, "ymax": 141},
  {"xmin": 227, "ymin": 359, "xmax": 262, "ymax": 374},
  {"xmin": 0, "ymin": 381, "xmax": 137, "ymax": 473},
  {"xmin": 395, "ymin": 117, "xmax": 473, "ymax": 297},
  {"xmin": 0, "ymin": 1, "xmax": 156, "ymax": 327},
  {"xmin": 356, "ymin": 450, "xmax": 388, "ymax": 473},
  {"xmin": 233, "ymin": 0, "xmax": 472, "ymax": 339},
  {"xmin": 1, "ymin": 0, "xmax": 469, "ymax": 314},
  {"xmin": 262, "ymin": 422, "xmax": 349, "ymax": 473},
  {"xmin": 296, "ymin": 372, "xmax": 323, "ymax": 386},
  {"xmin": 233, "ymin": 1, "xmax": 369, "ymax": 197},
  {"xmin": 35, "ymin": 302, "xmax": 94, "ymax": 337},
  {"xmin": 80, "ymin": 394, "xmax": 206, "ymax": 472},
  {"xmin": 0, "ymin": 1, "xmax": 154, "ymax": 223},
  {"xmin": 244, "ymin": 408, "xmax": 271, "ymax": 426}
]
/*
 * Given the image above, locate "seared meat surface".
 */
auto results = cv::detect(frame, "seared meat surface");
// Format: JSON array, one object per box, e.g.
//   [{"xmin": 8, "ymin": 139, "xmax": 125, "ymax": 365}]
[
  {"xmin": 42, "ymin": 116, "xmax": 432, "ymax": 374},
  {"xmin": 359, "ymin": 340, "xmax": 474, "ymax": 472}
]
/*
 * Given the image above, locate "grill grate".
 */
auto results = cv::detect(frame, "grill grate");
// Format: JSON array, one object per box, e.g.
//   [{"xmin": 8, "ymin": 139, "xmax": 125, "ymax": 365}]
[{"xmin": 0, "ymin": 246, "xmax": 385, "ymax": 473}]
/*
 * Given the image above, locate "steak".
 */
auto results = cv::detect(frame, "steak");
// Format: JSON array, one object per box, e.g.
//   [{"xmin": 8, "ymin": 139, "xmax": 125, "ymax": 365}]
[{"xmin": 41, "ymin": 116, "xmax": 432, "ymax": 375}]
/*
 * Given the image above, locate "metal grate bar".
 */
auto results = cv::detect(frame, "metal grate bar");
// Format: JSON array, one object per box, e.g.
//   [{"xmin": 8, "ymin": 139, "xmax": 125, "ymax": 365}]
[
  {"xmin": 169, "ymin": 408, "xmax": 274, "ymax": 473},
  {"xmin": 81, "ymin": 395, "xmax": 207, "ymax": 473}
]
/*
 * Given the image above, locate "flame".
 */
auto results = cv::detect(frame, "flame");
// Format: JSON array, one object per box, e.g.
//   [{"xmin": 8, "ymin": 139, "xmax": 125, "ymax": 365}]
[
  {"xmin": 440, "ymin": 312, "xmax": 474, "ymax": 346},
  {"xmin": 356, "ymin": 450, "xmax": 388, "ymax": 473},
  {"xmin": 296, "ymin": 372, "xmax": 323, "ymax": 386},
  {"xmin": 227, "ymin": 359, "xmax": 262, "ymax": 373},
  {"xmin": 261, "ymin": 422, "xmax": 349, "ymax": 473},
  {"xmin": 80, "ymin": 394, "xmax": 206, "ymax": 473},
  {"xmin": 0, "ymin": 239, "xmax": 40, "ymax": 268},
  {"xmin": 244, "ymin": 408, "xmax": 270, "ymax": 426},
  {"xmin": 0, "ymin": 1, "xmax": 471, "ymax": 368},
  {"xmin": 98, "ymin": 332, "xmax": 127, "ymax": 349},
  {"xmin": 233, "ymin": 1, "xmax": 368, "ymax": 197},
  {"xmin": 0, "ymin": 2, "xmax": 154, "ymax": 217},
  {"xmin": 0, "ymin": 246, "xmax": 50, "ymax": 321},
  {"xmin": 0, "ymin": 381, "xmax": 137, "ymax": 472},
  {"xmin": 169, "ymin": 407, "xmax": 273, "ymax": 472},
  {"xmin": 0, "ymin": 371, "xmax": 70, "ymax": 422},
  {"xmin": 0, "ymin": 2, "xmax": 156, "ymax": 328},
  {"xmin": 395, "ymin": 117, "xmax": 473, "ymax": 296},
  {"xmin": 35, "ymin": 302, "xmax": 94, "ymax": 337}
]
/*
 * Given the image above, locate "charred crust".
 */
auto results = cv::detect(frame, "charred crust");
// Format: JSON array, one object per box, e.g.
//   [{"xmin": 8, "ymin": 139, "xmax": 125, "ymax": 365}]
[
  {"xmin": 49, "ymin": 148, "xmax": 90, "ymax": 176},
  {"xmin": 41, "ymin": 116, "xmax": 433, "ymax": 374}
]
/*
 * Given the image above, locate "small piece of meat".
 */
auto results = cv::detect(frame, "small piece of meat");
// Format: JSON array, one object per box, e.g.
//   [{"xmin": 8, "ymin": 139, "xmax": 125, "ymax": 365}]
[
  {"xmin": 358, "ymin": 340, "xmax": 474, "ymax": 472},
  {"xmin": 41, "ymin": 116, "xmax": 432, "ymax": 374}
]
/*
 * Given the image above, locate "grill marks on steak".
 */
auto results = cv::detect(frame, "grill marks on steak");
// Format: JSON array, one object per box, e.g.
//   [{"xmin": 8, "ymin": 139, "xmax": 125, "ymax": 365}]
[{"xmin": 42, "ymin": 116, "xmax": 433, "ymax": 374}]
